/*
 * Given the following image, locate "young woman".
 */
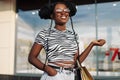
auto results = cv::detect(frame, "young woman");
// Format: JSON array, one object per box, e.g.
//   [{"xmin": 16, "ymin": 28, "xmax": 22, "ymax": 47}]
[{"xmin": 28, "ymin": 1, "xmax": 106, "ymax": 80}]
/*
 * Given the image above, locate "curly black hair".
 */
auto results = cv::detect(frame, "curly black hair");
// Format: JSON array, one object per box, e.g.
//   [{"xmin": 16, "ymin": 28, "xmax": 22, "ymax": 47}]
[{"xmin": 38, "ymin": 1, "xmax": 77, "ymax": 19}]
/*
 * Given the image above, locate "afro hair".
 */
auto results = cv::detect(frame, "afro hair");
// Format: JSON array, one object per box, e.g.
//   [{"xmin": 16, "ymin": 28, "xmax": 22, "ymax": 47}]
[{"xmin": 38, "ymin": 1, "xmax": 77, "ymax": 19}]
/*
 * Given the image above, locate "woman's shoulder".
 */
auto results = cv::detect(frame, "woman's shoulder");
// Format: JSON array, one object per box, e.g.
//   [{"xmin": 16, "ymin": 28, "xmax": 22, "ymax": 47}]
[
  {"xmin": 37, "ymin": 28, "xmax": 50, "ymax": 34},
  {"xmin": 35, "ymin": 28, "xmax": 50, "ymax": 38}
]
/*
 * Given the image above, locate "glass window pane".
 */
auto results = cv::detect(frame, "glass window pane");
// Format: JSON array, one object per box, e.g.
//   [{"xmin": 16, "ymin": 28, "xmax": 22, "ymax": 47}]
[
  {"xmin": 16, "ymin": 10, "xmax": 50, "ymax": 74},
  {"xmin": 97, "ymin": 2, "xmax": 120, "ymax": 76},
  {"xmin": 15, "ymin": 1, "xmax": 120, "ymax": 78},
  {"xmin": 73, "ymin": 5, "xmax": 97, "ymax": 76}
]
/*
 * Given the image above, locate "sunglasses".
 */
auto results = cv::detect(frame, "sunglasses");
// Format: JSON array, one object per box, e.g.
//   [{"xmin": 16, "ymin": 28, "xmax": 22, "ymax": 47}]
[{"xmin": 55, "ymin": 8, "xmax": 70, "ymax": 13}]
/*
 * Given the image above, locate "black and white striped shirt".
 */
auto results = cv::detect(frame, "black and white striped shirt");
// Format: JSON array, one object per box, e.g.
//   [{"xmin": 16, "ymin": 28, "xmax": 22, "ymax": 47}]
[{"xmin": 35, "ymin": 28, "xmax": 78, "ymax": 63}]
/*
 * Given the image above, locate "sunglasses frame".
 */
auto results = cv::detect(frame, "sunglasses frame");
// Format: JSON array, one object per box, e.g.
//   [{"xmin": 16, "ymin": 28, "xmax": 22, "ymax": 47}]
[{"xmin": 55, "ymin": 8, "xmax": 70, "ymax": 13}]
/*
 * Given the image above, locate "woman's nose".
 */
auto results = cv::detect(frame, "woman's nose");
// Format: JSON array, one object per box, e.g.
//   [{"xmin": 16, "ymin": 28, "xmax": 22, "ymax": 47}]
[{"xmin": 61, "ymin": 11, "xmax": 66, "ymax": 15}]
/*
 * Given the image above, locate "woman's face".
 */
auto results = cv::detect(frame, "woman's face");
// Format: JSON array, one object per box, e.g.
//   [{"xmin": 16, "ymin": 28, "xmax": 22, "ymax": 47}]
[{"xmin": 52, "ymin": 3, "xmax": 70, "ymax": 25}]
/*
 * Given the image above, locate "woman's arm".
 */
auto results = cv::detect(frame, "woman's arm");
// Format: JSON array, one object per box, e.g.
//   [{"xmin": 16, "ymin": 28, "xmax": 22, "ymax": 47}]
[
  {"xmin": 78, "ymin": 39, "xmax": 106, "ymax": 63},
  {"xmin": 28, "ymin": 42, "xmax": 57, "ymax": 76}
]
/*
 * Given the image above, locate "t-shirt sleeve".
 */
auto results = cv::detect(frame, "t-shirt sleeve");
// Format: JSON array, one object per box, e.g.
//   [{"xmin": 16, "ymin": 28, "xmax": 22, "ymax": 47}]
[{"xmin": 35, "ymin": 30, "xmax": 47, "ymax": 46}]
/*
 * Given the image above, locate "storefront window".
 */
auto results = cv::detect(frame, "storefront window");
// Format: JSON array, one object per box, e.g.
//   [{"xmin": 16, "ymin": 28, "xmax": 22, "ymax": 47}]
[
  {"xmin": 97, "ymin": 2, "xmax": 120, "ymax": 76},
  {"xmin": 16, "ymin": 1, "xmax": 120, "ymax": 78},
  {"xmin": 16, "ymin": 10, "xmax": 50, "ymax": 74}
]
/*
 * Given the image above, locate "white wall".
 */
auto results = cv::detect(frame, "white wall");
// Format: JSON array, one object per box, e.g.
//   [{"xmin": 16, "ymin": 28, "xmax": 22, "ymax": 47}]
[{"xmin": 0, "ymin": 0, "xmax": 16, "ymax": 75}]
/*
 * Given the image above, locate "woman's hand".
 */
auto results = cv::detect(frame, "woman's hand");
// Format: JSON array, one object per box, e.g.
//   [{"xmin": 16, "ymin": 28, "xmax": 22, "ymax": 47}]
[
  {"xmin": 45, "ymin": 66, "xmax": 58, "ymax": 76},
  {"xmin": 91, "ymin": 39, "xmax": 106, "ymax": 46},
  {"xmin": 78, "ymin": 39, "xmax": 106, "ymax": 63},
  {"xmin": 48, "ymin": 68, "xmax": 57, "ymax": 76}
]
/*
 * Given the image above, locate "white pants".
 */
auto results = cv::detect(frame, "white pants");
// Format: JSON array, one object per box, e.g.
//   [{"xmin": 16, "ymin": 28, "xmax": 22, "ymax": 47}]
[{"xmin": 40, "ymin": 69, "xmax": 75, "ymax": 80}]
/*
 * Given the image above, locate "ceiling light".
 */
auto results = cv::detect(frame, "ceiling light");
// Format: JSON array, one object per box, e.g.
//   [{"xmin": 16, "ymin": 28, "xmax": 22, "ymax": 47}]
[
  {"xmin": 113, "ymin": 3, "xmax": 117, "ymax": 7},
  {"xmin": 32, "ymin": 12, "xmax": 36, "ymax": 15}
]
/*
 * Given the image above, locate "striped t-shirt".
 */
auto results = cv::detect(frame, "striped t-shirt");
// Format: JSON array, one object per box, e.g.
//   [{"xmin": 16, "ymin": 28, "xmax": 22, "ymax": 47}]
[{"xmin": 35, "ymin": 28, "xmax": 78, "ymax": 63}]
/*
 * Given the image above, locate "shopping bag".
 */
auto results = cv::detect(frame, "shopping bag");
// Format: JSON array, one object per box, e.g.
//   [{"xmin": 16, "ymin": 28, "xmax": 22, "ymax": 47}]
[{"xmin": 76, "ymin": 60, "xmax": 94, "ymax": 80}]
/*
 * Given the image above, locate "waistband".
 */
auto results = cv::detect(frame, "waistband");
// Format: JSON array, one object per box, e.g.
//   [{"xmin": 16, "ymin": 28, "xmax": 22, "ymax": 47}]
[{"xmin": 48, "ymin": 65, "xmax": 75, "ymax": 72}]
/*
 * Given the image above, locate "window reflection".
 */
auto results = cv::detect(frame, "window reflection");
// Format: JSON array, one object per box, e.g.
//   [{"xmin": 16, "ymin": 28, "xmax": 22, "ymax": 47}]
[{"xmin": 16, "ymin": 1, "xmax": 120, "ymax": 77}]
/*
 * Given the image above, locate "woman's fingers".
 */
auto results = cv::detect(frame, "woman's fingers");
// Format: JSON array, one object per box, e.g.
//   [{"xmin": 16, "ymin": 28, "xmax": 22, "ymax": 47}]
[{"xmin": 98, "ymin": 39, "xmax": 106, "ymax": 46}]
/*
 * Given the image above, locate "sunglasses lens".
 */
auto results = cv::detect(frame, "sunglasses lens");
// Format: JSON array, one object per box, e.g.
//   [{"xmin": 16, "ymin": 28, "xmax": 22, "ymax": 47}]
[
  {"xmin": 56, "ymin": 8, "xmax": 70, "ymax": 13},
  {"xmin": 64, "ymin": 9, "xmax": 70, "ymax": 13},
  {"xmin": 56, "ymin": 9, "xmax": 63, "ymax": 12}
]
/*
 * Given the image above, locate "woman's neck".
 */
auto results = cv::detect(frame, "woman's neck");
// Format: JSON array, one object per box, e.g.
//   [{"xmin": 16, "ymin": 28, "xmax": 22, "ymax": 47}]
[{"xmin": 55, "ymin": 25, "xmax": 66, "ymax": 31}]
